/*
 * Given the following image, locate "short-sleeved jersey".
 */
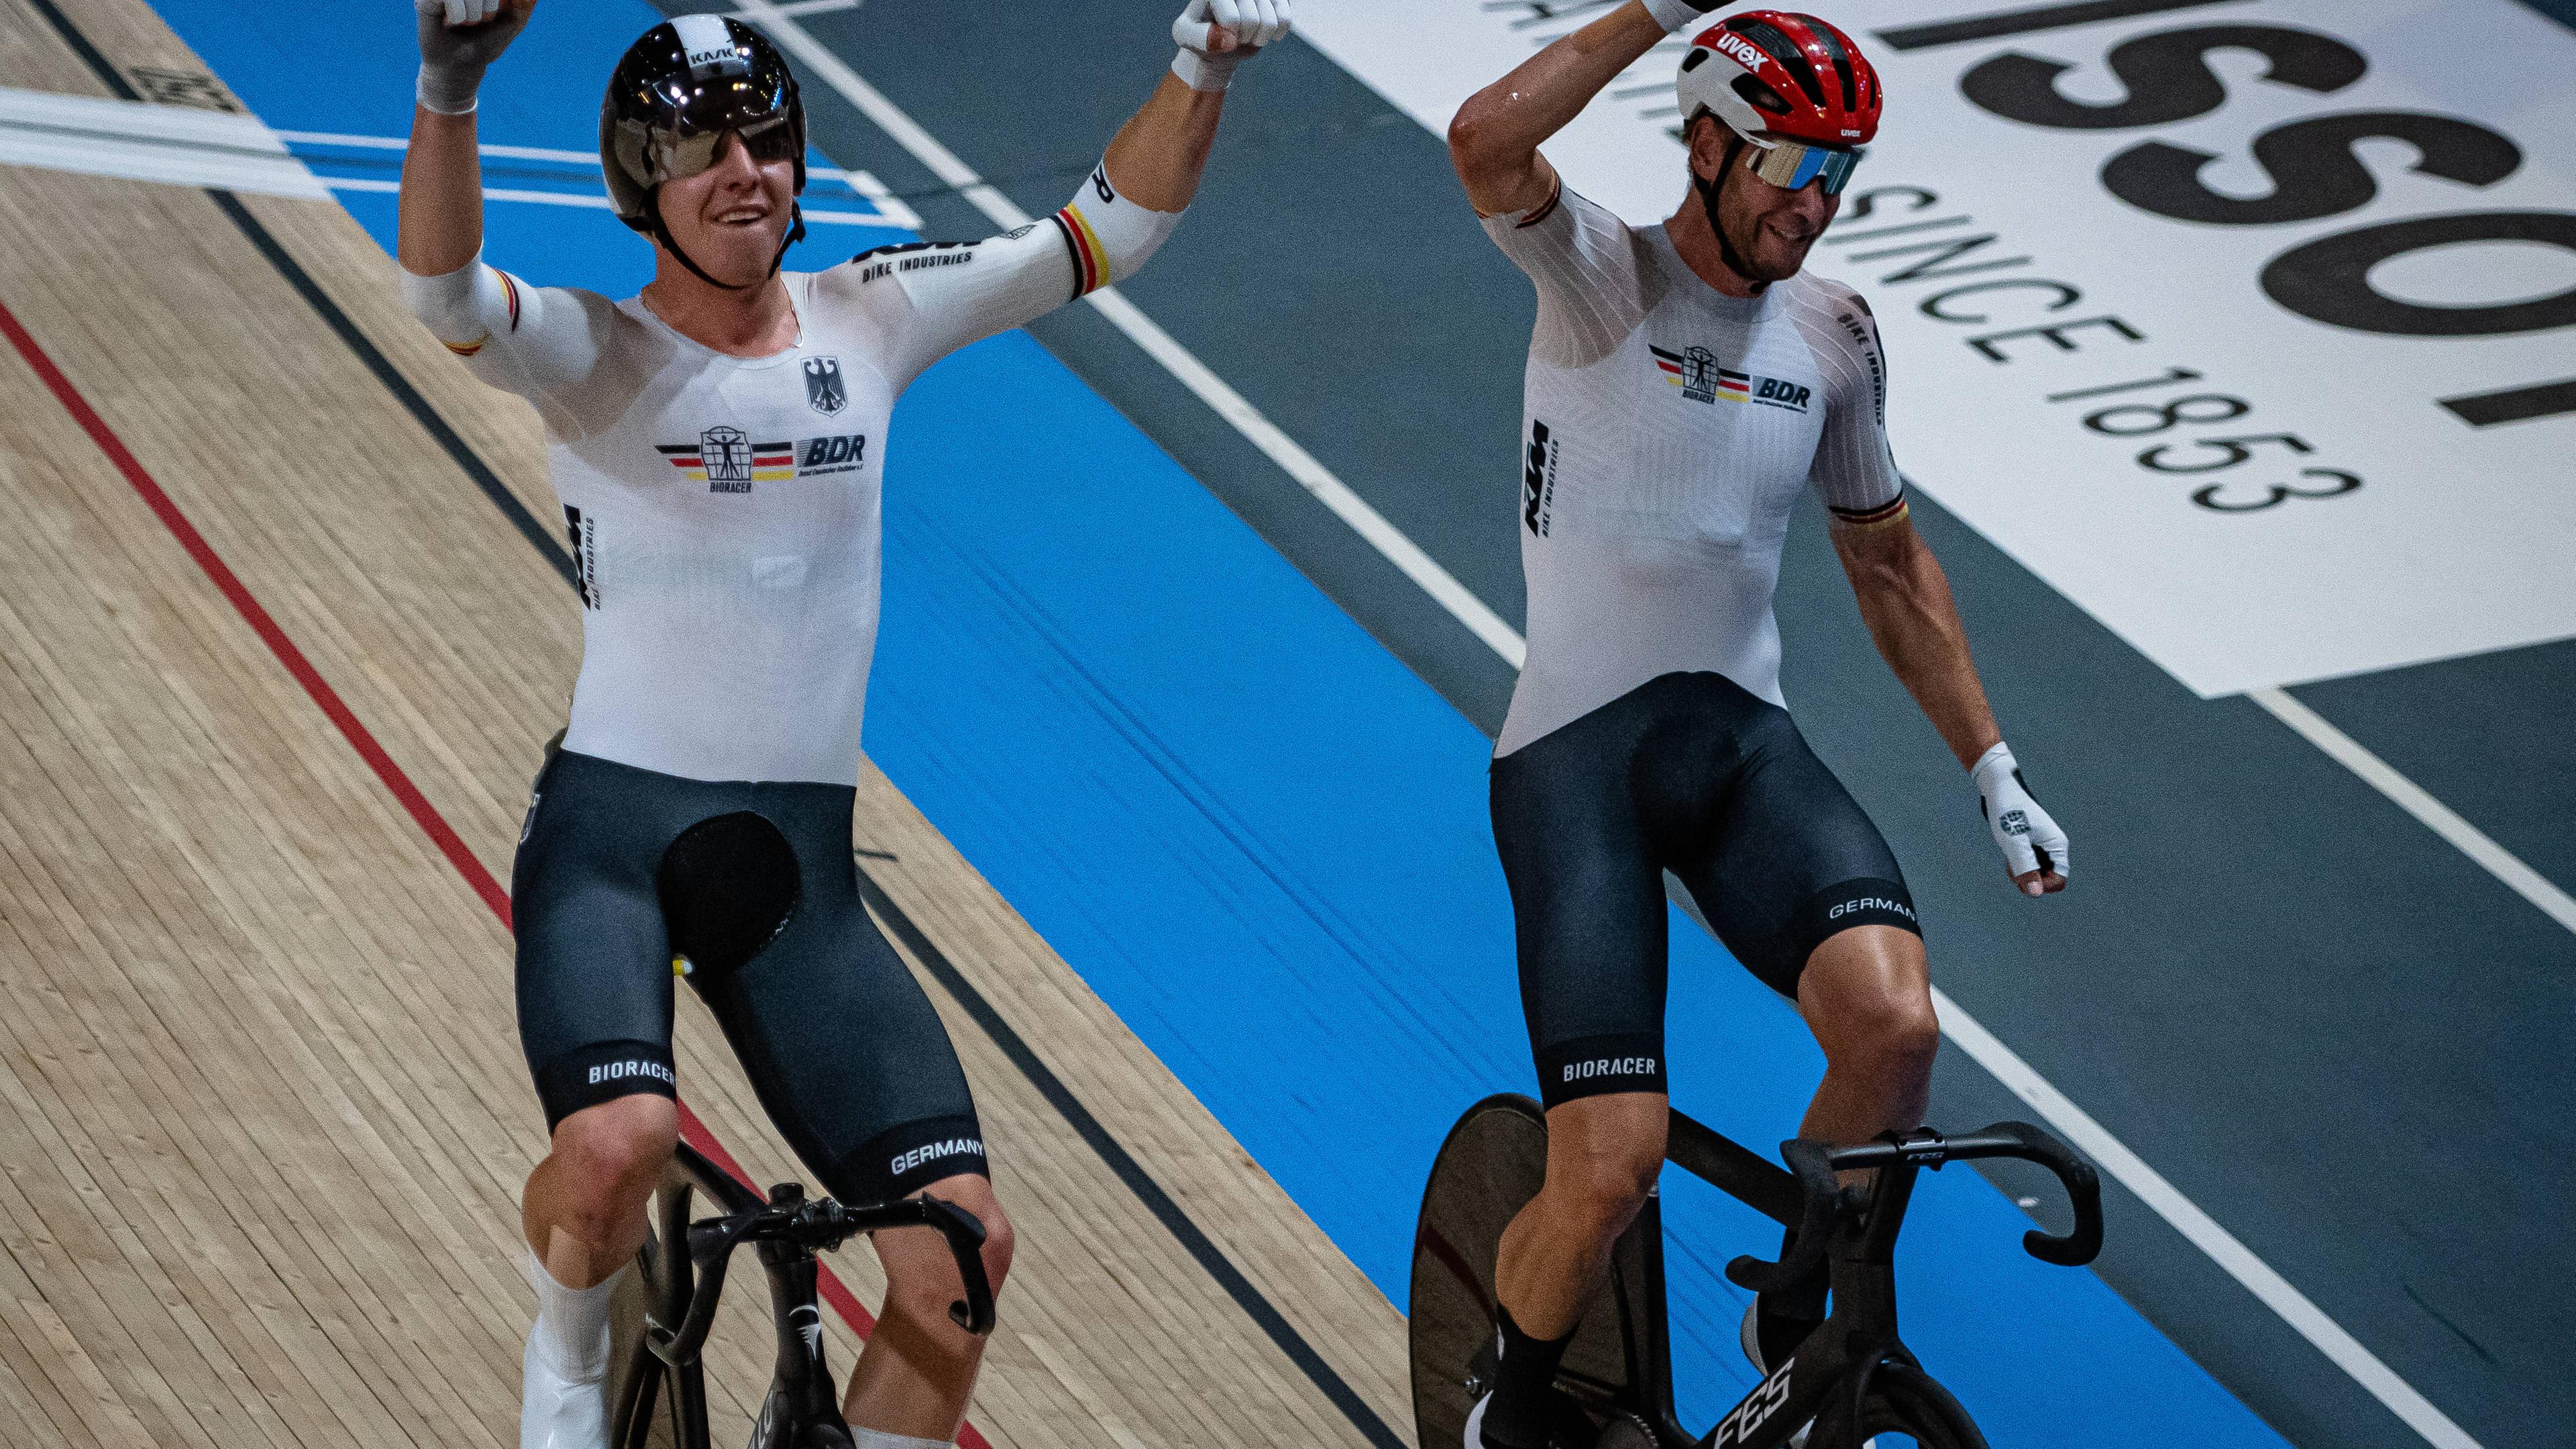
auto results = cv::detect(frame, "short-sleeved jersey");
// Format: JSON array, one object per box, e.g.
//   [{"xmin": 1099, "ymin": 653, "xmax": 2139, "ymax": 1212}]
[
  {"xmin": 1483, "ymin": 179, "xmax": 1904, "ymax": 757},
  {"xmin": 455, "ymin": 225, "xmax": 1083, "ymax": 784}
]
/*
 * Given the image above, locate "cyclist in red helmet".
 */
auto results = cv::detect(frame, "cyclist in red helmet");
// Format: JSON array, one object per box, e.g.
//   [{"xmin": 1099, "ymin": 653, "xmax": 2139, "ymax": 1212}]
[{"xmin": 1447, "ymin": 6, "xmax": 2069, "ymax": 1444}]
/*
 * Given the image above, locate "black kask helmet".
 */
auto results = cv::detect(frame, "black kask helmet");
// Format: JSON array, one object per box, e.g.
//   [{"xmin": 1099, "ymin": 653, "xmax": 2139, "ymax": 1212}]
[{"xmin": 600, "ymin": 14, "xmax": 807, "ymax": 288}]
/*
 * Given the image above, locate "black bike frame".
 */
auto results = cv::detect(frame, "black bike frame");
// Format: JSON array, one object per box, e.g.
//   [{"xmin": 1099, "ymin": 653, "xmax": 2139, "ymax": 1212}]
[
  {"xmin": 1621, "ymin": 1114, "xmax": 2100, "ymax": 1449},
  {"xmin": 616, "ymin": 1143, "xmax": 753, "ymax": 1449},
  {"xmin": 612, "ymin": 1142, "xmax": 997, "ymax": 1449}
]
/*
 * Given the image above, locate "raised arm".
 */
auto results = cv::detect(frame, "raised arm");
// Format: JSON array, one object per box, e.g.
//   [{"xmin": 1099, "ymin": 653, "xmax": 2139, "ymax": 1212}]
[
  {"xmin": 841, "ymin": 1, "xmax": 1292, "ymax": 382},
  {"xmin": 396, "ymin": 0, "xmax": 528, "ymax": 278},
  {"xmin": 396, "ymin": 0, "xmax": 612, "ymax": 417},
  {"xmin": 1446, "ymin": 0, "xmax": 1721, "ymax": 217},
  {"xmin": 1105, "ymin": 0, "xmax": 1293, "ymax": 211}
]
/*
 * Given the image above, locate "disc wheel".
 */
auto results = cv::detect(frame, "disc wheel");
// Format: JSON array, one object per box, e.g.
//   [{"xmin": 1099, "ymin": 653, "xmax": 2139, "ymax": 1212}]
[
  {"xmin": 606, "ymin": 1172, "xmax": 706, "ymax": 1449},
  {"xmin": 1409, "ymin": 1095, "xmax": 1550, "ymax": 1449}
]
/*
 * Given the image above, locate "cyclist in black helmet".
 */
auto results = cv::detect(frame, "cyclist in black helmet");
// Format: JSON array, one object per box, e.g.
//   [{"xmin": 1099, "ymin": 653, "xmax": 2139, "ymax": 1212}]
[{"xmin": 397, "ymin": 3, "xmax": 1294, "ymax": 1448}]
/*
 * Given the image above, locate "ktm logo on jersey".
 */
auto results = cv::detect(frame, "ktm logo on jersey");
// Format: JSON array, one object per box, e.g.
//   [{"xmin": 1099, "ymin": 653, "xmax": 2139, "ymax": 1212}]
[{"xmin": 1524, "ymin": 419, "xmax": 1558, "ymax": 537}]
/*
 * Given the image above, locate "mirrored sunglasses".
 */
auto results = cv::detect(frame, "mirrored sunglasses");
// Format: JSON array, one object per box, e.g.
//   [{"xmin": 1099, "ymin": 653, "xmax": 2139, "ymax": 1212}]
[
  {"xmin": 645, "ymin": 114, "xmax": 798, "ymax": 184},
  {"xmin": 1745, "ymin": 138, "xmax": 1864, "ymax": 196}
]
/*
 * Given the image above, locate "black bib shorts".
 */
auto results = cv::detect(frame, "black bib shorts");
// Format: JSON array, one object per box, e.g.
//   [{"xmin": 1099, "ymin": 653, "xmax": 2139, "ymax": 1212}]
[
  {"xmin": 1490, "ymin": 672, "xmax": 1921, "ymax": 1109},
  {"xmin": 513, "ymin": 747, "xmax": 986, "ymax": 1202}
]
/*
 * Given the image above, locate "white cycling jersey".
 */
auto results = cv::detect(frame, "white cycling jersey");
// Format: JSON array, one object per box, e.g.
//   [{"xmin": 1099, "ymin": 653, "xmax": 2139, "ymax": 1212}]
[
  {"xmin": 407, "ymin": 168, "xmax": 1176, "ymax": 784},
  {"xmin": 1483, "ymin": 178, "xmax": 1906, "ymax": 757}
]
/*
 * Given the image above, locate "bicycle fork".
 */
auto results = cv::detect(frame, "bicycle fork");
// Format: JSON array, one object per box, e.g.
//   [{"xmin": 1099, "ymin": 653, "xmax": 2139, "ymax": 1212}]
[{"xmin": 1712, "ymin": 1161, "xmax": 1932, "ymax": 1449}]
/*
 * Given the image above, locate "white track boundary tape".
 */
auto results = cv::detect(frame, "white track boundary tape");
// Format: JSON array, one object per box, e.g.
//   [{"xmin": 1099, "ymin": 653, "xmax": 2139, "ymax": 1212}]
[
  {"xmin": 0, "ymin": 83, "xmax": 327, "ymax": 198},
  {"xmin": 2249, "ymin": 688, "xmax": 2576, "ymax": 935},
  {"xmin": 729, "ymin": 0, "xmax": 1527, "ymax": 669},
  {"xmin": 728, "ymin": 3, "xmax": 2510, "ymax": 1443},
  {"xmin": 1933, "ymin": 995, "xmax": 2481, "ymax": 1449}
]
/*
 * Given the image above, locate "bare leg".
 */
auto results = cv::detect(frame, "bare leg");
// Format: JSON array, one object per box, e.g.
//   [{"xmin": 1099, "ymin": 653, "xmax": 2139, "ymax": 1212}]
[
  {"xmin": 521, "ymin": 1093, "xmax": 679, "ymax": 1287},
  {"xmin": 1492, "ymin": 1092, "xmax": 1668, "ymax": 1339},
  {"xmin": 1793, "ymin": 924, "xmax": 1941, "ymax": 1153},
  {"xmin": 841, "ymin": 1173, "xmax": 1015, "ymax": 1441}
]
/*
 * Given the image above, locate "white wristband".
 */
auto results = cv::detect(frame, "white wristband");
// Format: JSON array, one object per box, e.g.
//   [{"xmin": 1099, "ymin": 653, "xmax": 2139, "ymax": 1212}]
[
  {"xmin": 1644, "ymin": 0, "xmax": 1711, "ymax": 34},
  {"xmin": 1170, "ymin": 46, "xmax": 1242, "ymax": 91},
  {"xmin": 417, "ymin": 62, "xmax": 484, "ymax": 115}
]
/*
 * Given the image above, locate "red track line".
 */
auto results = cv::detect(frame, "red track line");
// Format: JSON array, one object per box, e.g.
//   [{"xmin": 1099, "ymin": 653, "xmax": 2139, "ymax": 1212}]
[
  {"xmin": 0, "ymin": 299, "xmax": 513, "ymax": 924},
  {"xmin": 0, "ymin": 297, "xmax": 994, "ymax": 1449}
]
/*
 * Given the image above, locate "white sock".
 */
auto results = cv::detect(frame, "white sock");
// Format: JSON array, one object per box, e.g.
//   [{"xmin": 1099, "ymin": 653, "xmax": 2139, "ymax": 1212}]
[
  {"xmin": 845, "ymin": 1430, "xmax": 949, "ymax": 1449},
  {"xmin": 522, "ymin": 1247, "xmax": 622, "ymax": 1381}
]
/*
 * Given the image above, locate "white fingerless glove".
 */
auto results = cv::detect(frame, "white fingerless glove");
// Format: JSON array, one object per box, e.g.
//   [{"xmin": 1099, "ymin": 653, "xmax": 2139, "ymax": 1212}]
[
  {"xmin": 416, "ymin": 0, "xmax": 528, "ymax": 115},
  {"xmin": 1972, "ymin": 743, "xmax": 2069, "ymax": 896},
  {"xmin": 1644, "ymin": 0, "xmax": 1731, "ymax": 35},
  {"xmin": 1171, "ymin": 0, "xmax": 1295, "ymax": 92}
]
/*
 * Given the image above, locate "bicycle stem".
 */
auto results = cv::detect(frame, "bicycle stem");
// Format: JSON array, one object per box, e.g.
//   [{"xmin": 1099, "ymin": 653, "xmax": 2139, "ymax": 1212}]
[
  {"xmin": 650, "ymin": 1183, "xmax": 999, "ymax": 1371},
  {"xmin": 1721, "ymin": 1120, "xmax": 2104, "ymax": 1297}
]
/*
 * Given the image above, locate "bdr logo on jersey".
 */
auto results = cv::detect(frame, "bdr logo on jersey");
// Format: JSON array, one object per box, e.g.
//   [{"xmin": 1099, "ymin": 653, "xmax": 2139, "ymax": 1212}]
[
  {"xmin": 795, "ymin": 433, "xmax": 869, "ymax": 477},
  {"xmin": 1754, "ymin": 377, "xmax": 1812, "ymax": 411}
]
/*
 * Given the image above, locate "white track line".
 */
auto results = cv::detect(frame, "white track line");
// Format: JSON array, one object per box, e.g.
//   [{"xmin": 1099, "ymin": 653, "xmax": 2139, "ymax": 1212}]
[
  {"xmin": 2249, "ymin": 688, "xmax": 2576, "ymax": 934},
  {"xmin": 731, "ymin": 0, "xmax": 1527, "ymax": 668},
  {"xmin": 730, "ymin": 4, "xmax": 2504, "ymax": 1443},
  {"xmin": 1935, "ymin": 999, "xmax": 2481, "ymax": 1449},
  {"xmin": 317, "ymin": 174, "xmax": 894, "ymax": 225}
]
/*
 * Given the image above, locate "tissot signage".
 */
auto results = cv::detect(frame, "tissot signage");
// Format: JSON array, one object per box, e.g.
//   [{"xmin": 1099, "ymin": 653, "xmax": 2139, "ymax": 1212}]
[{"xmin": 1299, "ymin": 0, "xmax": 2576, "ymax": 695}]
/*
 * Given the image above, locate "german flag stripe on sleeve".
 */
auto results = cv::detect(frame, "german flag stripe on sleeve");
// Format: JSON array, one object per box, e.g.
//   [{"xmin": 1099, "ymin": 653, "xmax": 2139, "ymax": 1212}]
[
  {"xmin": 1830, "ymin": 490, "xmax": 1911, "ymax": 529},
  {"xmin": 1052, "ymin": 205, "xmax": 1110, "ymax": 300},
  {"xmin": 1515, "ymin": 175, "xmax": 1563, "ymax": 229},
  {"xmin": 443, "ymin": 333, "xmax": 489, "ymax": 358},
  {"xmin": 499, "ymin": 270, "xmax": 523, "ymax": 332}
]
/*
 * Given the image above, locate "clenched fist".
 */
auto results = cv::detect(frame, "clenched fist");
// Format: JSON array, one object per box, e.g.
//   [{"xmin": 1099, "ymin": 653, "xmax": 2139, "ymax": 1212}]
[
  {"xmin": 415, "ymin": 0, "xmax": 534, "ymax": 115},
  {"xmin": 1169, "ymin": 0, "xmax": 1293, "ymax": 91}
]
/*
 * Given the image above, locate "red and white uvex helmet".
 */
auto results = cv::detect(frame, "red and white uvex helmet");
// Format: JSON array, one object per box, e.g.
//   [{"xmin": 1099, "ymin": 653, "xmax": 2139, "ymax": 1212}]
[{"xmin": 1675, "ymin": 10, "xmax": 1883, "ymax": 149}]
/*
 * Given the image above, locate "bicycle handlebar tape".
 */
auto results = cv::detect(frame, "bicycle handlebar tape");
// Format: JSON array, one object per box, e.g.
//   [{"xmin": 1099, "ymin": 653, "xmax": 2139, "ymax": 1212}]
[
  {"xmin": 916, "ymin": 1195, "xmax": 997, "ymax": 1335},
  {"xmin": 1987, "ymin": 1122, "xmax": 2105, "ymax": 1266}
]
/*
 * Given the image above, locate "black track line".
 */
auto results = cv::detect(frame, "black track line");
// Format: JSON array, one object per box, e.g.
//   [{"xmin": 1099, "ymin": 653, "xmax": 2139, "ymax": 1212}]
[
  {"xmin": 24, "ymin": 0, "xmax": 576, "ymax": 588},
  {"xmin": 854, "ymin": 867, "xmax": 1407, "ymax": 1449}
]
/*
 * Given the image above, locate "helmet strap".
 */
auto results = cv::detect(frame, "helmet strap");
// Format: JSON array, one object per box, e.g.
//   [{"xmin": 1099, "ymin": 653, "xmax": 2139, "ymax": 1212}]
[
  {"xmin": 1693, "ymin": 136, "xmax": 1770, "ymax": 294},
  {"xmin": 645, "ymin": 188, "xmax": 805, "ymax": 292}
]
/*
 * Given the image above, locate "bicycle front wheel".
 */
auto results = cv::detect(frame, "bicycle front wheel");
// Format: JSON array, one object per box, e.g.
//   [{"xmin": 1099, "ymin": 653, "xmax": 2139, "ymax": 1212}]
[{"xmin": 1834, "ymin": 1360, "xmax": 1989, "ymax": 1449}]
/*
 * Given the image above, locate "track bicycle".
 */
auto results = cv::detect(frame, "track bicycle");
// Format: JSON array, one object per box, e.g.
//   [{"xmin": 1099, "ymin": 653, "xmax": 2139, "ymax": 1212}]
[
  {"xmin": 1409, "ymin": 1095, "xmax": 2103, "ymax": 1449},
  {"xmin": 605, "ymin": 1140, "xmax": 997, "ymax": 1449}
]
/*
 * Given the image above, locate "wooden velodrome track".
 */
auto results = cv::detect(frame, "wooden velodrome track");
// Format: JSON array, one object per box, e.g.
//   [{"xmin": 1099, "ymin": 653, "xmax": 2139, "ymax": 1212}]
[{"xmin": 0, "ymin": 0, "xmax": 1413, "ymax": 1444}]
